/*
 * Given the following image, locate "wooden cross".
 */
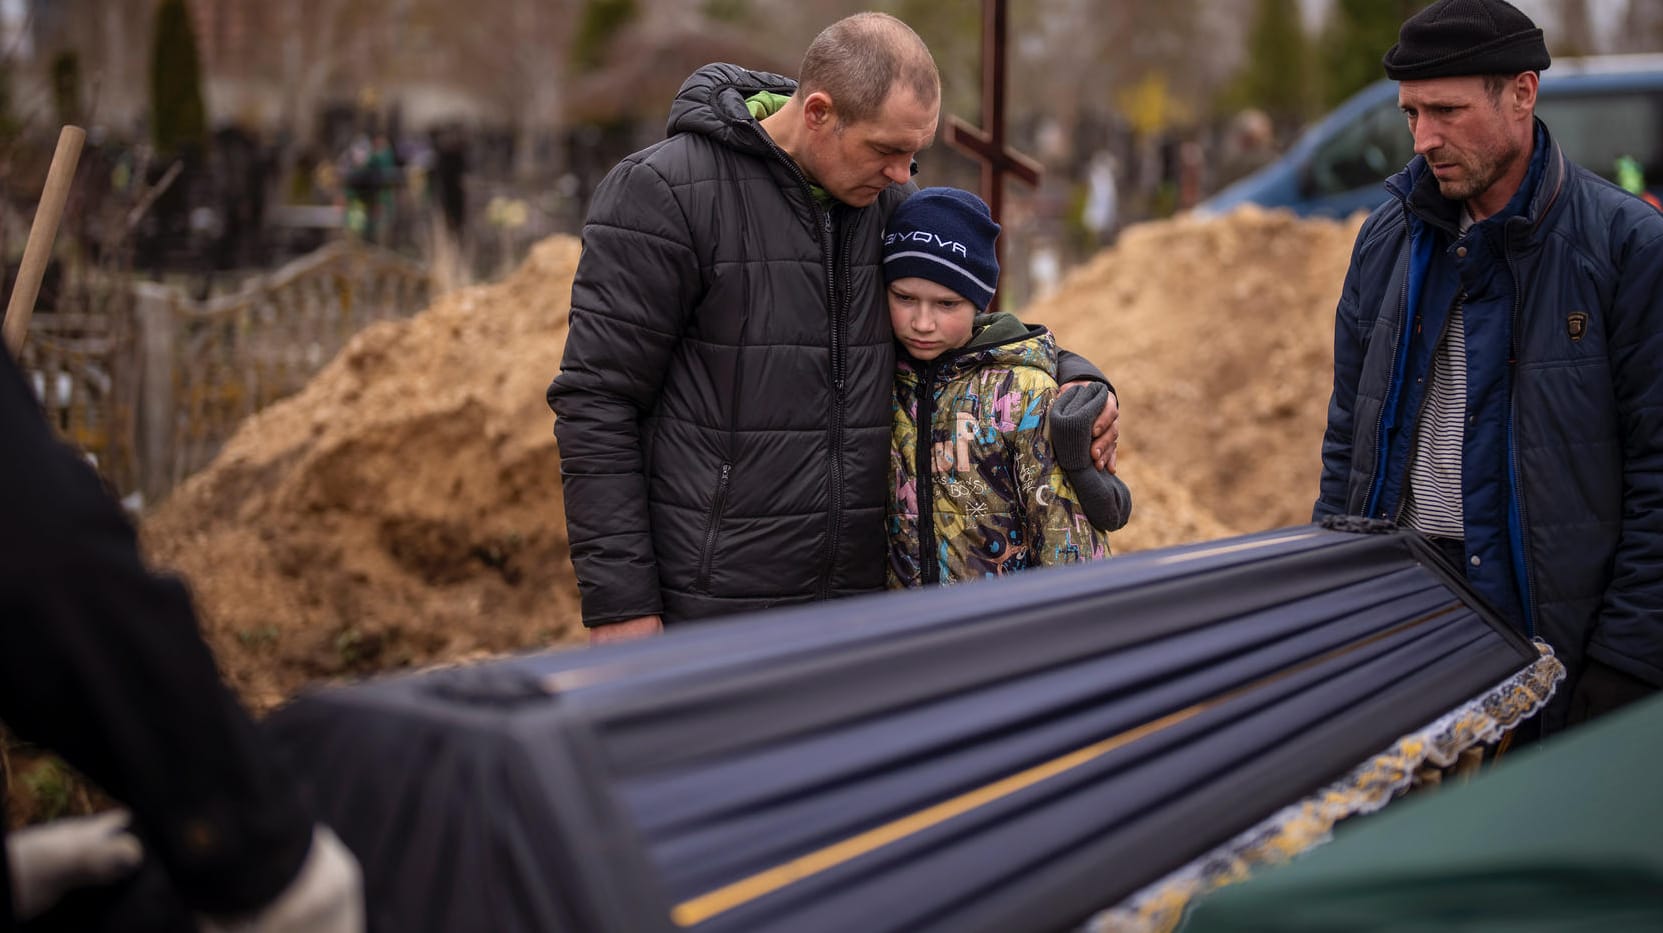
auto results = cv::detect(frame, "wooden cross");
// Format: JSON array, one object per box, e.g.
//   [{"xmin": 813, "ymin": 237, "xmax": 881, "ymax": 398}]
[{"xmin": 946, "ymin": 0, "xmax": 1043, "ymax": 287}]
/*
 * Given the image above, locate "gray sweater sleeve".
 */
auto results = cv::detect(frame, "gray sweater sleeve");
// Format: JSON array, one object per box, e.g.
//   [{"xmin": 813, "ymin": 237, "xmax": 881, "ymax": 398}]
[{"xmin": 1048, "ymin": 382, "xmax": 1132, "ymax": 532}]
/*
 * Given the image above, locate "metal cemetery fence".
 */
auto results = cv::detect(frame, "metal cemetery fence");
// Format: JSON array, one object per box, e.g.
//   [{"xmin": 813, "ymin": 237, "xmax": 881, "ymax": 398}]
[{"xmin": 22, "ymin": 240, "xmax": 430, "ymax": 507}]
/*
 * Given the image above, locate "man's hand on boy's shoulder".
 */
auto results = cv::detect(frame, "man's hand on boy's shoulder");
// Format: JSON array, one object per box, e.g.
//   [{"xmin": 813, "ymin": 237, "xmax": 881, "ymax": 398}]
[{"xmin": 1058, "ymin": 380, "xmax": 1120, "ymax": 473}]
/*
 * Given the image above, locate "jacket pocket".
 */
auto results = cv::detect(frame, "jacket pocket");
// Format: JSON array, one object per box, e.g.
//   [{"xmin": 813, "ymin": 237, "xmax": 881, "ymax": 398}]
[{"xmin": 694, "ymin": 462, "xmax": 733, "ymax": 594}]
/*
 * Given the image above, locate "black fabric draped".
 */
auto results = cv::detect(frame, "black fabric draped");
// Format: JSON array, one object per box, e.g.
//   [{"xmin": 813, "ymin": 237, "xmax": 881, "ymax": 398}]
[{"xmin": 265, "ymin": 524, "xmax": 1546, "ymax": 933}]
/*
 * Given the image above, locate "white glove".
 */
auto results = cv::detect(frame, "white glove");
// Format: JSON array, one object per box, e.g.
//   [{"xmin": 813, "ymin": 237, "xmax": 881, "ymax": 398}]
[
  {"xmin": 199, "ymin": 825, "xmax": 364, "ymax": 933},
  {"xmin": 6, "ymin": 809, "xmax": 145, "ymax": 920}
]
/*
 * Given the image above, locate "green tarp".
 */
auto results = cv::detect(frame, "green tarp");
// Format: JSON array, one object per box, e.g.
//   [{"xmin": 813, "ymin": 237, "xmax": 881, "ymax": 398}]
[{"xmin": 1182, "ymin": 693, "xmax": 1663, "ymax": 932}]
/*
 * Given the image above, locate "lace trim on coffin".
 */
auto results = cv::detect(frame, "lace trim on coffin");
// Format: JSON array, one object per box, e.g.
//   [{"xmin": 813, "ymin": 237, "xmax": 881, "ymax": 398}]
[{"xmin": 1084, "ymin": 641, "xmax": 1566, "ymax": 933}]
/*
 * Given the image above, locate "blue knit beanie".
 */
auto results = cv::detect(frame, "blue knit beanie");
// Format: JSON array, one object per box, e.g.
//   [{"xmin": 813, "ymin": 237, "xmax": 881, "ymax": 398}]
[{"xmin": 882, "ymin": 187, "xmax": 1001, "ymax": 310}]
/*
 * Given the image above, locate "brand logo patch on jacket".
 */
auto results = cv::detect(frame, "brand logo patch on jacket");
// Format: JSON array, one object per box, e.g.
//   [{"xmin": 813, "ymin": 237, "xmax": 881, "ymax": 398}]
[{"xmin": 1567, "ymin": 311, "xmax": 1589, "ymax": 341}]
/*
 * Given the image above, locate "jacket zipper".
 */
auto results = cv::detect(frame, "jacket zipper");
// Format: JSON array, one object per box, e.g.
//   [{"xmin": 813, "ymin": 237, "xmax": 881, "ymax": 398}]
[
  {"xmin": 695, "ymin": 302, "xmax": 749, "ymax": 594},
  {"xmin": 745, "ymin": 124, "xmax": 845, "ymax": 599},
  {"xmin": 816, "ymin": 210, "xmax": 850, "ymax": 599},
  {"xmin": 1363, "ymin": 225, "xmax": 1413, "ymax": 518},
  {"xmin": 749, "ymin": 122, "xmax": 860, "ymax": 600},
  {"xmin": 1503, "ymin": 247, "xmax": 1537, "ymax": 636},
  {"xmin": 694, "ymin": 463, "xmax": 733, "ymax": 593},
  {"xmin": 915, "ymin": 360, "xmax": 941, "ymax": 584},
  {"xmin": 1394, "ymin": 289, "xmax": 1464, "ymax": 525}
]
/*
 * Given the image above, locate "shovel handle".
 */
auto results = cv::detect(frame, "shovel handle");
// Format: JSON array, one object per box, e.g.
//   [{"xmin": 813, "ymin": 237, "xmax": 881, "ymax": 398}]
[{"xmin": 3, "ymin": 125, "xmax": 87, "ymax": 357}]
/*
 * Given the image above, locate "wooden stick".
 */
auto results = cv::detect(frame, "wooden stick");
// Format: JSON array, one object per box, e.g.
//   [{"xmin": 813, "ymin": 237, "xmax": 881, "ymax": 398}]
[
  {"xmin": 3, "ymin": 125, "xmax": 86, "ymax": 357},
  {"xmin": 1453, "ymin": 746, "xmax": 1485, "ymax": 784}
]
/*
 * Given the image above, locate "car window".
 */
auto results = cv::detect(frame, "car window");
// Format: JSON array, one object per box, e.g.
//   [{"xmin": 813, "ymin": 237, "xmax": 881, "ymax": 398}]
[
  {"xmin": 1301, "ymin": 99, "xmax": 1417, "ymax": 199},
  {"xmin": 1537, "ymin": 90, "xmax": 1663, "ymax": 189}
]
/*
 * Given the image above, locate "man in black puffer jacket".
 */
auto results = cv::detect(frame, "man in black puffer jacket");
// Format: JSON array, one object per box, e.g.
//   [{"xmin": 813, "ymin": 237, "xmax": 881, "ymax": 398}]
[
  {"xmin": 1313, "ymin": 0, "xmax": 1663, "ymax": 732},
  {"xmin": 548, "ymin": 13, "xmax": 1119, "ymax": 641}
]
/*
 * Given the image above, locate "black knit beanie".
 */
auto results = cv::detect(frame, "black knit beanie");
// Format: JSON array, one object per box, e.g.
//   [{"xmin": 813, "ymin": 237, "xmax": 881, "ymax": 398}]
[
  {"xmin": 1382, "ymin": 0, "xmax": 1550, "ymax": 81},
  {"xmin": 1048, "ymin": 382, "xmax": 1132, "ymax": 533},
  {"xmin": 883, "ymin": 187, "xmax": 1001, "ymax": 311}
]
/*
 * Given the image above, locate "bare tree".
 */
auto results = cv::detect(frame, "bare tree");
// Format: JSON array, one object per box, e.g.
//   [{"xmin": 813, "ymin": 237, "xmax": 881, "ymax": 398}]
[
  {"xmin": 1555, "ymin": 0, "xmax": 1596, "ymax": 57},
  {"xmin": 1002, "ymin": 0, "xmax": 1211, "ymax": 170},
  {"xmin": 408, "ymin": 0, "xmax": 576, "ymax": 176},
  {"xmin": 1619, "ymin": 0, "xmax": 1663, "ymax": 53}
]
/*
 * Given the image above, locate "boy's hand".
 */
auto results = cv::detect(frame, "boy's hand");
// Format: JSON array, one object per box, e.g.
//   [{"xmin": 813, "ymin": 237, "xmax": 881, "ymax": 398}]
[{"xmin": 1058, "ymin": 380, "xmax": 1119, "ymax": 472}]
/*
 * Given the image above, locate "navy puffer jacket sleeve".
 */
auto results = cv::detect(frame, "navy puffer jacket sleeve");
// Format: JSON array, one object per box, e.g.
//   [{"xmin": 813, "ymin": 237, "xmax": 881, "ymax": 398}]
[{"xmin": 1589, "ymin": 205, "xmax": 1663, "ymax": 685}]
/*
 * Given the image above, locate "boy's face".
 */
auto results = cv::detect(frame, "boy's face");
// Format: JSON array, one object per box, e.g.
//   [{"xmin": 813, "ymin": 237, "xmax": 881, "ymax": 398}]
[{"xmin": 888, "ymin": 276, "xmax": 976, "ymax": 361}]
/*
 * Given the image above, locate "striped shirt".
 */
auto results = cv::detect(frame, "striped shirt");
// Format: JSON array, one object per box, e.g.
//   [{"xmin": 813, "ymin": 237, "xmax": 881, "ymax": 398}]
[{"xmin": 1400, "ymin": 211, "xmax": 1474, "ymax": 539}]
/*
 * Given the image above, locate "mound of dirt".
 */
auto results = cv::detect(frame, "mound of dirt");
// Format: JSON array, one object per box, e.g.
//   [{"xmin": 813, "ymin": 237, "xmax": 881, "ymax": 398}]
[
  {"xmin": 1030, "ymin": 205, "xmax": 1365, "ymax": 547},
  {"xmin": 141, "ymin": 206, "xmax": 1363, "ymax": 706},
  {"xmin": 142, "ymin": 238, "xmax": 584, "ymax": 709}
]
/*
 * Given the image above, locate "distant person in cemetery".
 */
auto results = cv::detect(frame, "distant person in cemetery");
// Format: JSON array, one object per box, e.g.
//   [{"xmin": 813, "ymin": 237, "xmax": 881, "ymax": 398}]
[
  {"xmin": 1214, "ymin": 108, "xmax": 1277, "ymax": 190},
  {"xmin": 883, "ymin": 187, "xmax": 1127, "ymax": 588},
  {"xmin": 0, "ymin": 348, "xmax": 362, "ymax": 932},
  {"xmin": 432, "ymin": 125, "xmax": 469, "ymax": 241},
  {"xmin": 547, "ymin": 12, "xmax": 1124, "ymax": 643},
  {"xmin": 1312, "ymin": 0, "xmax": 1663, "ymax": 732}
]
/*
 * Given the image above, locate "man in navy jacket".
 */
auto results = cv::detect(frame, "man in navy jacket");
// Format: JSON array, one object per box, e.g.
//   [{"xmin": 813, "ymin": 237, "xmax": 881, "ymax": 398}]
[{"xmin": 1313, "ymin": 0, "xmax": 1663, "ymax": 732}]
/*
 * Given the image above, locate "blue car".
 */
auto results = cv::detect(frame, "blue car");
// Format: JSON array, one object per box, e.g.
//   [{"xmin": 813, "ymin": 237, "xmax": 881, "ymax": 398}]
[{"xmin": 1198, "ymin": 54, "xmax": 1663, "ymax": 218}]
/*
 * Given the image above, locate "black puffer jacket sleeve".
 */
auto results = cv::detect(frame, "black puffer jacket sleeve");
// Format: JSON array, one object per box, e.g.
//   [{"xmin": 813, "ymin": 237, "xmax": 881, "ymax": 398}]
[
  {"xmin": 0, "ymin": 350, "xmax": 313, "ymax": 917},
  {"xmin": 548, "ymin": 156, "xmax": 702, "ymax": 627},
  {"xmin": 1053, "ymin": 348, "xmax": 1113, "ymax": 399}
]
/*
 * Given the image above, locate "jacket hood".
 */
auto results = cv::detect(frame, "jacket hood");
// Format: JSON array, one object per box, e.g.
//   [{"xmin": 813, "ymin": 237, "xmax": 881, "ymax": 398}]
[{"xmin": 667, "ymin": 63, "xmax": 797, "ymax": 157}]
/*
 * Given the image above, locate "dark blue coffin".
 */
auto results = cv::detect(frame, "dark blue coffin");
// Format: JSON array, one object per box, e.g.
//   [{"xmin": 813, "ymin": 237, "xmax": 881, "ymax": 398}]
[{"xmin": 265, "ymin": 523, "xmax": 1553, "ymax": 933}]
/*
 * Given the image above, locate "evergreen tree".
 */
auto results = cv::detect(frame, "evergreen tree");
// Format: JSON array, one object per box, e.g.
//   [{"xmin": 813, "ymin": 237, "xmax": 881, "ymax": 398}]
[
  {"xmin": 149, "ymin": 0, "xmax": 207, "ymax": 156},
  {"xmin": 1227, "ymin": 0, "xmax": 1314, "ymax": 132},
  {"xmin": 0, "ymin": 62, "xmax": 17, "ymax": 145},
  {"xmin": 52, "ymin": 51, "xmax": 82, "ymax": 129},
  {"xmin": 1554, "ymin": 0, "xmax": 1596, "ymax": 59},
  {"xmin": 1322, "ymin": 1, "xmax": 1431, "ymax": 108},
  {"xmin": 701, "ymin": 0, "xmax": 750, "ymax": 24},
  {"xmin": 571, "ymin": 0, "xmax": 639, "ymax": 72},
  {"xmin": 891, "ymin": 0, "xmax": 983, "ymax": 124}
]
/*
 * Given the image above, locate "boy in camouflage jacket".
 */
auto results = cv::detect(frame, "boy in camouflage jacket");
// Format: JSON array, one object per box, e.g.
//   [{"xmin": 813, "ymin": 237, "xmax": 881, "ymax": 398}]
[{"xmin": 883, "ymin": 188, "xmax": 1116, "ymax": 587}]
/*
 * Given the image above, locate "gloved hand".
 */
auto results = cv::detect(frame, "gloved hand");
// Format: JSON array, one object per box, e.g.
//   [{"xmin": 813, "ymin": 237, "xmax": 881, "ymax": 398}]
[
  {"xmin": 198, "ymin": 825, "xmax": 363, "ymax": 933},
  {"xmin": 6, "ymin": 809, "xmax": 144, "ymax": 920},
  {"xmin": 1049, "ymin": 382, "xmax": 1133, "ymax": 532}
]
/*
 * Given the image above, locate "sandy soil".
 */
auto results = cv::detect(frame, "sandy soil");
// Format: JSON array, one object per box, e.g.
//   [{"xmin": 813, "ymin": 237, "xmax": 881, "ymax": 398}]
[{"xmin": 137, "ymin": 206, "xmax": 1366, "ymax": 708}]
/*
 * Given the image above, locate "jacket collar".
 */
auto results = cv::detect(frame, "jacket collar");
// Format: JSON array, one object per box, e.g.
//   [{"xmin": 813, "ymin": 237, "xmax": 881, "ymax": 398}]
[
  {"xmin": 898, "ymin": 313, "xmax": 1058, "ymax": 380},
  {"xmin": 667, "ymin": 63, "xmax": 799, "ymax": 158},
  {"xmin": 1385, "ymin": 118, "xmax": 1567, "ymax": 242}
]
